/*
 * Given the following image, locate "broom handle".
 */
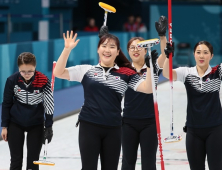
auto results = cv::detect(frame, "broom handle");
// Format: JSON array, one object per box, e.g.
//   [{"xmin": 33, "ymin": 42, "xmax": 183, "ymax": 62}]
[
  {"xmin": 43, "ymin": 139, "xmax": 48, "ymax": 160},
  {"xmin": 168, "ymin": 0, "xmax": 174, "ymax": 137},
  {"xmin": 103, "ymin": 11, "xmax": 108, "ymax": 26},
  {"xmin": 43, "ymin": 62, "xmax": 56, "ymax": 160},
  {"xmin": 148, "ymin": 47, "xmax": 165, "ymax": 170},
  {"xmin": 51, "ymin": 61, "xmax": 56, "ymax": 93}
]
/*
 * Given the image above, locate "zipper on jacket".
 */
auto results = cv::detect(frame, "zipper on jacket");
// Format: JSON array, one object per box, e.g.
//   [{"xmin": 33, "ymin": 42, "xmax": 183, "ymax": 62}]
[
  {"xmin": 26, "ymin": 90, "xmax": 28, "ymax": 104},
  {"xmin": 102, "ymin": 67, "xmax": 112, "ymax": 80},
  {"xmin": 24, "ymin": 81, "xmax": 32, "ymax": 104}
]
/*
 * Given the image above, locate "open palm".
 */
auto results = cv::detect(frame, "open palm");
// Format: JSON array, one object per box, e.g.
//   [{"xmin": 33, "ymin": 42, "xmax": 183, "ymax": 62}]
[{"xmin": 63, "ymin": 31, "xmax": 80, "ymax": 50}]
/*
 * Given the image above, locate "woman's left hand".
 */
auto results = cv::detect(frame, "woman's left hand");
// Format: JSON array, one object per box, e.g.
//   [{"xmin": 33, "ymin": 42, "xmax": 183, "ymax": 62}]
[
  {"xmin": 63, "ymin": 31, "xmax": 80, "ymax": 50},
  {"xmin": 1, "ymin": 128, "xmax": 8, "ymax": 142}
]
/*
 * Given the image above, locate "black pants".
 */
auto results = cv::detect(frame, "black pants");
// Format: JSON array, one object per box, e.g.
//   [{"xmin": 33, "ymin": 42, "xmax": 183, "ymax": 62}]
[
  {"xmin": 7, "ymin": 122, "xmax": 44, "ymax": 170},
  {"xmin": 79, "ymin": 121, "xmax": 121, "ymax": 170},
  {"xmin": 121, "ymin": 117, "xmax": 158, "ymax": 170},
  {"xmin": 186, "ymin": 124, "xmax": 222, "ymax": 170}
]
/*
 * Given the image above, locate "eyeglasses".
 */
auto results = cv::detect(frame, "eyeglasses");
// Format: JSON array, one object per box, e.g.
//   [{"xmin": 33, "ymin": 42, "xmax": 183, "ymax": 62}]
[
  {"xmin": 129, "ymin": 46, "xmax": 142, "ymax": 52},
  {"xmin": 20, "ymin": 71, "xmax": 35, "ymax": 75}
]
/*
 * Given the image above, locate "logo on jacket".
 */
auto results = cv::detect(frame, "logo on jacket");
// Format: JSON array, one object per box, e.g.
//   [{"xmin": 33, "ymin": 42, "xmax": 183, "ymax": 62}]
[
  {"xmin": 14, "ymin": 85, "xmax": 21, "ymax": 93},
  {"xmin": 94, "ymin": 73, "xmax": 98, "ymax": 77},
  {"xmin": 143, "ymin": 72, "xmax": 146, "ymax": 76},
  {"xmin": 34, "ymin": 90, "xmax": 39, "ymax": 93},
  {"xmin": 206, "ymin": 78, "xmax": 210, "ymax": 82},
  {"xmin": 114, "ymin": 76, "xmax": 120, "ymax": 80}
]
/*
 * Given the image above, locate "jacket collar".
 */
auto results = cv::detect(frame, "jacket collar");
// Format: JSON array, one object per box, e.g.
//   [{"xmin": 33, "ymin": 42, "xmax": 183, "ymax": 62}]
[
  {"xmin": 132, "ymin": 63, "xmax": 146, "ymax": 72},
  {"xmin": 95, "ymin": 63, "xmax": 120, "ymax": 70},
  {"xmin": 193, "ymin": 65, "xmax": 212, "ymax": 78}
]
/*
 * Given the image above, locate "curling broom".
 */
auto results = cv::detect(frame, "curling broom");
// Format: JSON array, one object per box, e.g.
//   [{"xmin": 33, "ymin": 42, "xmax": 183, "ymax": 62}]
[
  {"xmin": 137, "ymin": 39, "xmax": 165, "ymax": 170},
  {"xmin": 99, "ymin": 2, "xmax": 116, "ymax": 26},
  {"xmin": 33, "ymin": 61, "xmax": 56, "ymax": 166},
  {"xmin": 163, "ymin": 0, "xmax": 182, "ymax": 143}
]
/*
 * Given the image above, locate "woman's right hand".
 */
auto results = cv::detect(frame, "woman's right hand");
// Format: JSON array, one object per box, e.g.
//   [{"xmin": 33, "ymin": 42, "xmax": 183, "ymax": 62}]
[
  {"xmin": 1, "ymin": 128, "xmax": 8, "ymax": 142},
  {"xmin": 63, "ymin": 30, "xmax": 80, "ymax": 50}
]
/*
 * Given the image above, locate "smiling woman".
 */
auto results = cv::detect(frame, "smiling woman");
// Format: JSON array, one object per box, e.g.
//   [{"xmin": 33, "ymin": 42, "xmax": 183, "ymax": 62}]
[
  {"xmin": 163, "ymin": 40, "xmax": 222, "ymax": 170},
  {"xmin": 121, "ymin": 15, "xmax": 168, "ymax": 170},
  {"xmin": 53, "ymin": 30, "xmax": 155, "ymax": 170},
  {"xmin": 98, "ymin": 38, "xmax": 119, "ymax": 67},
  {"xmin": 97, "ymin": 34, "xmax": 135, "ymax": 70}
]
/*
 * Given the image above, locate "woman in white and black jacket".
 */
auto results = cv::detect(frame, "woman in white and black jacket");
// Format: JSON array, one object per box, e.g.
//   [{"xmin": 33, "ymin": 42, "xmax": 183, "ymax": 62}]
[
  {"xmin": 54, "ymin": 31, "xmax": 154, "ymax": 170},
  {"xmin": 1, "ymin": 52, "xmax": 54, "ymax": 170},
  {"xmin": 121, "ymin": 16, "xmax": 167, "ymax": 170},
  {"xmin": 100, "ymin": 16, "xmax": 167, "ymax": 170},
  {"xmin": 163, "ymin": 41, "xmax": 222, "ymax": 170}
]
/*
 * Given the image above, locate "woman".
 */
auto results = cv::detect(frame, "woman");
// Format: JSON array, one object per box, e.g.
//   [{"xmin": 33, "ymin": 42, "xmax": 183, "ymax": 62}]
[
  {"xmin": 1, "ymin": 52, "xmax": 54, "ymax": 170},
  {"xmin": 53, "ymin": 31, "xmax": 156, "ymax": 170},
  {"xmin": 121, "ymin": 16, "xmax": 167, "ymax": 170},
  {"xmin": 163, "ymin": 41, "xmax": 222, "ymax": 169}
]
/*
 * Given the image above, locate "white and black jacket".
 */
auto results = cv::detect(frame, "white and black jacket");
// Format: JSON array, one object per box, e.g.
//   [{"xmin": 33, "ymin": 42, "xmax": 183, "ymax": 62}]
[
  {"xmin": 175, "ymin": 65, "xmax": 222, "ymax": 128},
  {"xmin": 1, "ymin": 71, "xmax": 54, "ymax": 128}
]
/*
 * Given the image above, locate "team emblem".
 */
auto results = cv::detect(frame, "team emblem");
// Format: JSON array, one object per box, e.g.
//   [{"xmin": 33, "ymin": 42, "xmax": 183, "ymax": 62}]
[
  {"xmin": 34, "ymin": 90, "xmax": 39, "ymax": 93},
  {"xmin": 94, "ymin": 73, "xmax": 98, "ymax": 77},
  {"xmin": 206, "ymin": 78, "xmax": 210, "ymax": 82},
  {"xmin": 14, "ymin": 85, "xmax": 21, "ymax": 93},
  {"xmin": 114, "ymin": 76, "xmax": 120, "ymax": 80}
]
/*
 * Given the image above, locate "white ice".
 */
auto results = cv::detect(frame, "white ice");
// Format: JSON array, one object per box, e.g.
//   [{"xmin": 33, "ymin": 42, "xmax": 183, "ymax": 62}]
[{"xmin": 0, "ymin": 82, "xmax": 210, "ymax": 170}]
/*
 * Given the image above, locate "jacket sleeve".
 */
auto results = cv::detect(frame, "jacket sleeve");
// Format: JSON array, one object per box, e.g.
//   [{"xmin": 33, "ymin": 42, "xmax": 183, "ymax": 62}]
[
  {"xmin": 42, "ymin": 78, "xmax": 54, "ymax": 128},
  {"xmin": 1, "ymin": 78, "xmax": 14, "ymax": 127},
  {"xmin": 67, "ymin": 65, "xmax": 92, "ymax": 82}
]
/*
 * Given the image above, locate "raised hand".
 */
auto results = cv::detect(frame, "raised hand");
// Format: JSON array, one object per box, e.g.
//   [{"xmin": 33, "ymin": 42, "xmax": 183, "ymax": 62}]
[
  {"xmin": 155, "ymin": 16, "xmax": 167, "ymax": 36},
  {"xmin": 63, "ymin": 30, "xmax": 80, "ymax": 50}
]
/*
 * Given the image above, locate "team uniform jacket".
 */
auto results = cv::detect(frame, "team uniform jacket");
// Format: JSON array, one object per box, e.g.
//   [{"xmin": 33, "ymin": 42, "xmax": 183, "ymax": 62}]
[
  {"xmin": 123, "ymin": 63, "xmax": 161, "ymax": 119},
  {"xmin": 67, "ymin": 64, "xmax": 144, "ymax": 126},
  {"xmin": 175, "ymin": 65, "xmax": 222, "ymax": 128},
  {"xmin": 1, "ymin": 71, "xmax": 54, "ymax": 128}
]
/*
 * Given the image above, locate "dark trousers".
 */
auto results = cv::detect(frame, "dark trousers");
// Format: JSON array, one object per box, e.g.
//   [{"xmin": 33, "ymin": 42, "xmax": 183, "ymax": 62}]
[
  {"xmin": 7, "ymin": 122, "xmax": 44, "ymax": 170},
  {"xmin": 186, "ymin": 124, "xmax": 222, "ymax": 170},
  {"xmin": 121, "ymin": 117, "xmax": 158, "ymax": 170},
  {"xmin": 79, "ymin": 121, "xmax": 121, "ymax": 170}
]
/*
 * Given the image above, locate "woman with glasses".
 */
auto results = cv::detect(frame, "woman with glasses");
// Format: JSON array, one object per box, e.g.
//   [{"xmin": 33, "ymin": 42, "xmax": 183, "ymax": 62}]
[
  {"xmin": 1, "ymin": 52, "xmax": 54, "ymax": 170},
  {"xmin": 121, "ymin": 16, "xmax": 167, "ymax": 170},
  {"xmin": 99, "ymin": 16, "xmax": 167, "ymax": 169},
  {"xmin": 163, "ymin": 41, "xmax": 222, "ymax": 170}
]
